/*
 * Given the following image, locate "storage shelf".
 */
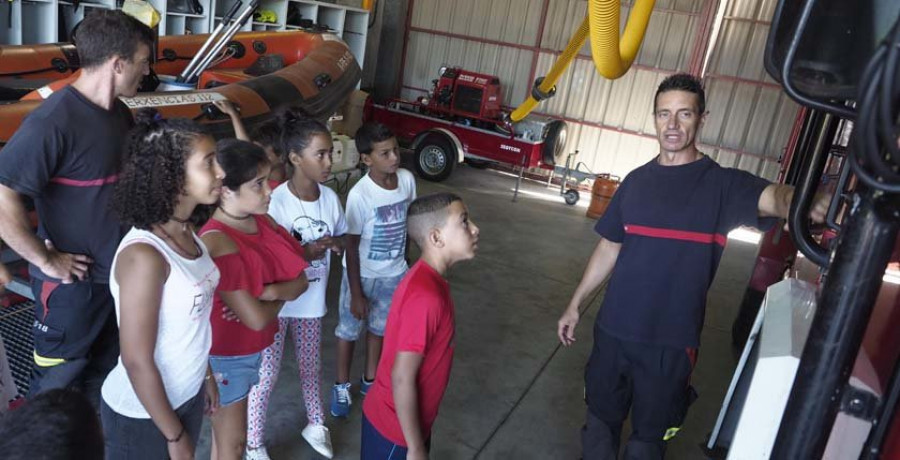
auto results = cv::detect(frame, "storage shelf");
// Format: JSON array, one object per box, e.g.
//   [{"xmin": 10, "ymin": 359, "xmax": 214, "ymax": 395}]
[
  {"xmin": 167, "ymin": 11, "xmax": 206, "ymax": 18},
  {"xmin": 213, "ymin": 0, "xmax": 368, "ymax": 69},
  {"xmin": 291, "ymin": 0, "xmax": 366, "ymax": 14},
  {"xmin": 58, "ymin": 1, "xmax": 109, "ymax": 7},
  {"xmin": 2, "ymin": 0, "xmax": 368, "ymax": 79}
]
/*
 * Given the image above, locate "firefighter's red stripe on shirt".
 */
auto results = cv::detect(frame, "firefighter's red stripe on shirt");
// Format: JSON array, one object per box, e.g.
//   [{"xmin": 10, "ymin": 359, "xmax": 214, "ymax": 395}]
[
  {"xmin": 625, "ymin": 224, "xmax": 727, "ymax": 247},
  {"xmin": 49, "ymin": 175, "xmax": 118, "ymax": 187}
]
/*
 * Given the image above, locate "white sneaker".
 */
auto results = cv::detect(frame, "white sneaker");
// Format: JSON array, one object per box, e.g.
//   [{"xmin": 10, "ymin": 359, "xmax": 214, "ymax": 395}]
[
  {"xmin": 245, "ymin": 446, "xmax": 272, "ymax": 460},
  {"xmin": 301, "ymin": 424, "xmax": 334, "ymax": 459}
]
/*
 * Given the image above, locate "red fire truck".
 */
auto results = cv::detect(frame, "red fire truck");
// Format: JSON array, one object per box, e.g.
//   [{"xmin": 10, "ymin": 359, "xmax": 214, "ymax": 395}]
[
  {"xmin": 704, "ymin": 0, "xmax": 900, "ymax": 455},
  {"xmin": 366, "ymin": 67, "xmax": 569, "ymax": 186}
]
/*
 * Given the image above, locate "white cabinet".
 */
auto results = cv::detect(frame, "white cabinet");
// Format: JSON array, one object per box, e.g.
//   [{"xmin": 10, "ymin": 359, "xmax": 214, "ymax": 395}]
[
  {"xmin": 211, "ymin": 0, "xmax": 368, "ymax": 68},
  {"xmin": 1, "ymin": 0, "xmax": 159, "ymax": 45},
  {"xmin": 147, "ymin": 0, "xmax": 214, "ymax": 36},
  {"xmin": 1, "ymin": 0, "xmax": 120, "ymax": 45},
  {"xmin": 0, "ymin": 0, "xmax": 368, "ymax": 70}
]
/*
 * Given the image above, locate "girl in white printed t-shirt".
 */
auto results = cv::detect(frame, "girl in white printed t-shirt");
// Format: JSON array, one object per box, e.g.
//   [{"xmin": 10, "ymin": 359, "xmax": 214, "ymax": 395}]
[{"xmin": 245, "ymin": 111, "xmax": 346, "ymax": 460}]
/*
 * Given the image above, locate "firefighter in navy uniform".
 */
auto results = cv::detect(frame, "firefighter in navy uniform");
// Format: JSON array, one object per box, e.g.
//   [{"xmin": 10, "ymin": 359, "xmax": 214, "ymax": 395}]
[
  {"xmin": 557, "ymin": 73, "xmax": 829, "ymax": 459},
  {"xmin": 0, "ymin": 11, "xmax": 152, "ymax": 408}
]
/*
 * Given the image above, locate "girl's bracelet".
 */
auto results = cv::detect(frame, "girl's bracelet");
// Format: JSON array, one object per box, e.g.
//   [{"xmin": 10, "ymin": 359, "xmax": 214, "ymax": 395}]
[{"xmin": 166, "ymin": 426, "xmax": 186, "ymax": 443}]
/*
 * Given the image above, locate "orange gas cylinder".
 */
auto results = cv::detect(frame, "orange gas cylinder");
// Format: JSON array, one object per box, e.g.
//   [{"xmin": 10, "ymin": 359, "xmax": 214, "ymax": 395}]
[{"xmin": 586, "ymin": 175, "xmax": 619, "ymax": 219}]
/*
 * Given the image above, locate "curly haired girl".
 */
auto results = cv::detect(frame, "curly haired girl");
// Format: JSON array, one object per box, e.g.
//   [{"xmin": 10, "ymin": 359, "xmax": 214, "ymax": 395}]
[{"xmin": 101, "ymin": 109, "xmax": 223, "ymax": 460}]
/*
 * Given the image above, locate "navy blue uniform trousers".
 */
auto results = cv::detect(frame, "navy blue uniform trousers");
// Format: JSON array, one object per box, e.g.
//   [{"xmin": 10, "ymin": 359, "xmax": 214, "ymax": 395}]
[{"xmin": 582, "ymin": 323, "xmax": 697, "ymax": 460}]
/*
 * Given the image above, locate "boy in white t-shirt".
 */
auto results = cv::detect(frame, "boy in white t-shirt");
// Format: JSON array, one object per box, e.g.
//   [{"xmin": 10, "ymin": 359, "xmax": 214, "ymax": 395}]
[{"xmin": 331, "ymin": 122, "xmax": 417, "ymax": 418}]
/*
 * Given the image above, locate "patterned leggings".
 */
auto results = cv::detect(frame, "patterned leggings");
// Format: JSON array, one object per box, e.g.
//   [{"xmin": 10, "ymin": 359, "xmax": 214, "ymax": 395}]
[{"xmin": 247, "ymin": 317, "xmax": 323, "ymax": 449}]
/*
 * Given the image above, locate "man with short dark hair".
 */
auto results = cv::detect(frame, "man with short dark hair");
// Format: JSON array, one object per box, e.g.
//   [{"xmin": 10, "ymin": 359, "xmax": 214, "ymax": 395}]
[
  {"xmin": 557, "ymin": 73, "xmax": 828, "ymax": 459},
  {"xmin": 0, "ymin": 10, "xmax": 153, "ymax": 407}
]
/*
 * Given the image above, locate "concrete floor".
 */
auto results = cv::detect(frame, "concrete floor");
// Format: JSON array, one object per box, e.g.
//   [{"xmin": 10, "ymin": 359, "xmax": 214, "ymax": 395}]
[{"xmin": 196, "ymin": 162, "xmax": 760, "ymax": 459}]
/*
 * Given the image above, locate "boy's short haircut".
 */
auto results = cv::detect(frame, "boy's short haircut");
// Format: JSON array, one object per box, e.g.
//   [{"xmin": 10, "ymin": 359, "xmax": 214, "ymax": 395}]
[
  {"xmin": 354, "ymin": 122, "xmax": 395, "ymax": 155},
  {"xmin": 0, "ymin": 389, "xmax": 104, "ymax": 459},
  {"xmin": 76, "ymin": 10, "xmax": 154, "ymax": 70},
  {"xmin": 407, "ymin": 192, "xmax": 463, "ymax": 247}
]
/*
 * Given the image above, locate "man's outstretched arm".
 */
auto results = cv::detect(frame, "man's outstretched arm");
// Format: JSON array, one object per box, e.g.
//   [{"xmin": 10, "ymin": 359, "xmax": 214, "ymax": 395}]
[{"xmin": 758, "ymin": 184, "xmax": 829, "ymax": 223}]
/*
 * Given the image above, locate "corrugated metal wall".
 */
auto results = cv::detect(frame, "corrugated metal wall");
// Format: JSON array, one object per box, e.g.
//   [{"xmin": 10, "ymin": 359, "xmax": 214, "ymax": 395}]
[
  {"xmin": 399, "ymin": 0, "xmax": 798, "ymax": 181},
  {"xmin": 401, "ymin": 0, "xmax": 545, "ymax": 105},
  {"xmin": 700, "ymin": 0, "xmax": 800, "ymax": 181}
]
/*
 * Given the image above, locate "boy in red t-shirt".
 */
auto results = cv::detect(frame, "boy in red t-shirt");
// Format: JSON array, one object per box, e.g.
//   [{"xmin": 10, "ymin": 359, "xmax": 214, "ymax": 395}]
[{"xmin": 361, "ymin": 193, "xmax": 479, "ymax": 459}]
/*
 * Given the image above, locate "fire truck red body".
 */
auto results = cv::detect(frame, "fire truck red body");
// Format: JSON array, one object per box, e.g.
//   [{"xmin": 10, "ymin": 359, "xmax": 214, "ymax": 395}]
[
  {"xmin": 366, "ymin": 67, "xmax": 567, "ymax": 182},
  {"xmin": 722, "ymin": 109, "xmax": 900, "ymax": 457}
]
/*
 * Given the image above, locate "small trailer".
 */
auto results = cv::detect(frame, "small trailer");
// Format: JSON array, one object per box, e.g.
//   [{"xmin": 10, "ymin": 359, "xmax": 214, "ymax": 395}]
[{"xmin": 366, "ymin": 67, "xmax": 577, "ymax": 199}]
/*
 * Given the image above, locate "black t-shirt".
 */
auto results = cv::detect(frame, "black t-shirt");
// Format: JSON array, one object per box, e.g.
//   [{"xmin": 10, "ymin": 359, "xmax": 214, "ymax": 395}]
[
  {"xmin": 0, "ymin": 86, "xmax": 132, "ymax": 283},
  {"xmin": 594, "ymin": 155, "xmax": 774, "ymax": 348}
]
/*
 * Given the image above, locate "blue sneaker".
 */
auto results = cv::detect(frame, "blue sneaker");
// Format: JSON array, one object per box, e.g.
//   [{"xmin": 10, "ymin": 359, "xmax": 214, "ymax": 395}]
[
  {"xmin": 330, "ymin": 382, "xmax": 352, "ymax": 417},
  {"xmin": 360, "ymin": 377, "xmax": 375, "ymax": 395}
]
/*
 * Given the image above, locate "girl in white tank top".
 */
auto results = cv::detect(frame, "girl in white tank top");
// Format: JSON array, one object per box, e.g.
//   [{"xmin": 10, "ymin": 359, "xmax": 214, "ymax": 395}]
[
  {"xmin": 102, "ymin": 229, "xmax": 219, "ymax": 417},
  {"xmin": 100, "ymin": 112, "xmax": 226, "ymax": 460}
]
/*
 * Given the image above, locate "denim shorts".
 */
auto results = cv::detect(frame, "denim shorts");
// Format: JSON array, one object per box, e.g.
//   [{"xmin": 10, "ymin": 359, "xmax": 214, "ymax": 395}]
[
  {"xmin": 208, "ymin": 352, "xmax": 262, "ymax": 406},
  {"xmin": 335, "ymin": 269, "xmax": 406, "ymax": 341}
]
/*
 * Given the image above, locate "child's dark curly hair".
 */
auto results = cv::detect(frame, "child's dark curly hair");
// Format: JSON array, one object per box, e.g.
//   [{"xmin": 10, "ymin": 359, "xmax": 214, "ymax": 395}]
[
  {"xmin": 278, "ymin": 108, "xmax": 330, "ymax": 176},
  {"xmin": 0, "ymin": 389, "xmax": 103, "ymax": 459},
  {"xmin": 114, "ymin": 108, "xmax": 211, "ymax": 230}
]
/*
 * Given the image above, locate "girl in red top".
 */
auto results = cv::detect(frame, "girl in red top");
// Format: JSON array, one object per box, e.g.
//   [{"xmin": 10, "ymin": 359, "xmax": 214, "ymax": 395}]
[{"xmin": 198, "ymin": 139, "xmax": 309, "ymax": 460}]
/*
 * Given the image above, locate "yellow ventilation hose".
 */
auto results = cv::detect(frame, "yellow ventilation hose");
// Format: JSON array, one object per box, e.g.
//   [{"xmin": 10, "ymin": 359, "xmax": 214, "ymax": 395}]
[{"xmin": 510, "ymin": 0, "xmax": 656, "ymax": 122}]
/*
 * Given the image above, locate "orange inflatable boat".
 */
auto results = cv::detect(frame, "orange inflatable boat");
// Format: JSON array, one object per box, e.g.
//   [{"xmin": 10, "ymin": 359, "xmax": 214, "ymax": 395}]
[{"xmin": 0, "ymin": 30, "xmax": 361, "ymax": 148}]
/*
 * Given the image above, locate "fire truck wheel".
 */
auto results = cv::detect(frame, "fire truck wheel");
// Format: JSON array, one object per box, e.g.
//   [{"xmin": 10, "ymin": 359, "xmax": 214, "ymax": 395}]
[
  {"xmin": 541, "ymin": 120, "xmax": 568, "ymax": 167},
  {"xmin": 414, "ymin": 135, "xmax": 456, "ymax": 181}
]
